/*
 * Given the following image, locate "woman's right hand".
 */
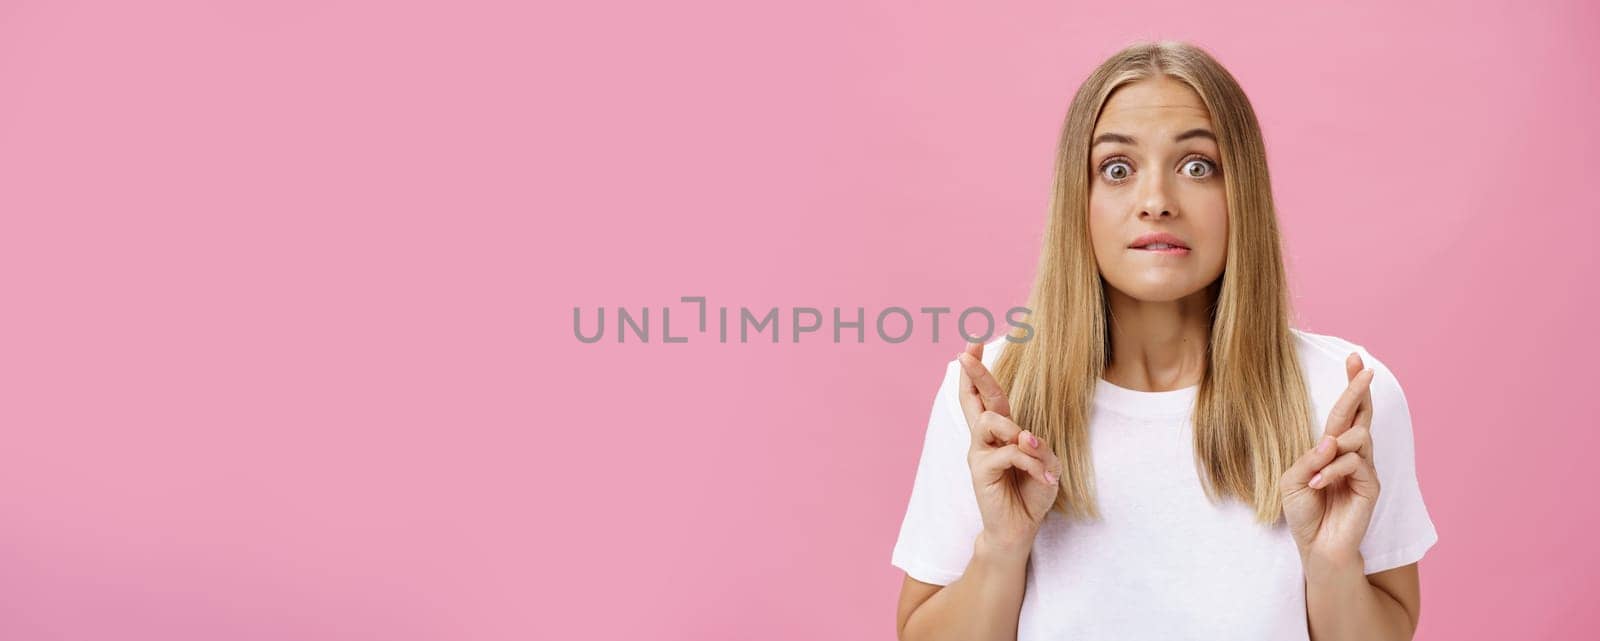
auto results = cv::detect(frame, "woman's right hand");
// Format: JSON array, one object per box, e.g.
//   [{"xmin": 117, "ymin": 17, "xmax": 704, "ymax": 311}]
[{"xmin": 956, "ymin": 341, "xmax": 1062, "ymax": 557}]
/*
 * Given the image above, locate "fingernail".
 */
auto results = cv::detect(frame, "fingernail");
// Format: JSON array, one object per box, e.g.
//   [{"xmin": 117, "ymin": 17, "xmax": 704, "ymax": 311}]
[
  {"xmin": 1027, "ymin": 432, "xmax": 1039, "ymax": 448},
  {"xmin": 1316, "ymin": 436, "xmax": 1331, "ymax": 454},
  {"xmin": 1310, "ymin": 473, "xmax": 1323, "ymax": 488},
  {"xmin": 1045, "ymin": 471, "xmax": 1058, "ymax": 484}
]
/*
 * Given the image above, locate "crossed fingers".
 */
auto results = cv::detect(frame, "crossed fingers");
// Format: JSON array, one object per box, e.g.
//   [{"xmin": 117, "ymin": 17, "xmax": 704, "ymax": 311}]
[
  {"xmin": 1282, "ymin": 352, "xmax": 1380, "ymax": 493},
  {"xmin": 955, "ymin": 342, "xmax": 1061, "ymax": 485}
]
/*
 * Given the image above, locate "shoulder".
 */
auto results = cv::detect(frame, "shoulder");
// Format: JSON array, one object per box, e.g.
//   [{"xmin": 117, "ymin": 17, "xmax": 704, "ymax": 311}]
[
  {"xmin": 1290, "ymin": 327, "xmax": 1413, "ymax": 431},
  {"xmin": 1293, "ymin": 327, "xmax": 1374, "ymax": 369},
  {"xmin": 1291, "ymin": 327, "xmax": 1402, "ymax": 382}
]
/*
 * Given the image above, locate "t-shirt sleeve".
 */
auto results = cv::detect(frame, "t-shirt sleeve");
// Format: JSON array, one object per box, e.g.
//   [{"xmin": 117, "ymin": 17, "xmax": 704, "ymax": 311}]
[
  {"xmin": 889, "ymin": 359, "xmax": 985, "ymax": 586},
  {"xmin": 1353, "ymin": 345, "xmax": 1441, "ymax": 575}
]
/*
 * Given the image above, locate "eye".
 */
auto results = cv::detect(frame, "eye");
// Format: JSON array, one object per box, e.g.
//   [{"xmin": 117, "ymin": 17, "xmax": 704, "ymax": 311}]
[
  {"xmin": 1099, "ymin": 159, "xmax": 1133, "ymax": 183},
  {"xmin": 1182, "ymin": 157, "xmax": 1217, "ymax": 179}
]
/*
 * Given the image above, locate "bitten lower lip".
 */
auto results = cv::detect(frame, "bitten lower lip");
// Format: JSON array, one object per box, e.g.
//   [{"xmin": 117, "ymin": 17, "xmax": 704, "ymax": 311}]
[{"xmin": 1132, "ymin": 246, "xmax": 1191, "ymax": 255}]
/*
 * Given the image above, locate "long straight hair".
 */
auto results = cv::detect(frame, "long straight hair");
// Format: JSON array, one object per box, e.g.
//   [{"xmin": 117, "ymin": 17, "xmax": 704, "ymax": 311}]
[{"xmin": 993, "ymin": 41, "xmax": 1314, "ymax": 525}]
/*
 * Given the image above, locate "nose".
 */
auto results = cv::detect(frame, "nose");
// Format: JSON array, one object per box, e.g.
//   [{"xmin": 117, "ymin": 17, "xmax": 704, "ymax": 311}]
[{"xmin": 1137, "ymin": 173, "xmax": 1176, "ymax": 219}]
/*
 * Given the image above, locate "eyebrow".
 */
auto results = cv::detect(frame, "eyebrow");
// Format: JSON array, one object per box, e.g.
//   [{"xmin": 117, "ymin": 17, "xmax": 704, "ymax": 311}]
[{"xmin": 1092, "ymin": 128, "xmax": 1216, "ymax": 148}]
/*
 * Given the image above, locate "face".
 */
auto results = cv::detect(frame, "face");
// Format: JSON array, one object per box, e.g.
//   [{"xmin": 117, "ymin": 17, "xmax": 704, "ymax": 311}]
[{"xmin": 1087, "ymin": 76, "xmax": 1228, "ymax": 304}]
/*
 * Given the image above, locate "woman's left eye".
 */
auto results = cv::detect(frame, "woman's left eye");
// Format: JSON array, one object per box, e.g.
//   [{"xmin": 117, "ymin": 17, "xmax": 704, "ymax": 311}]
[{"xmin": 1182, "ymin": 158, "xmax": 1217, "ymax": 178}]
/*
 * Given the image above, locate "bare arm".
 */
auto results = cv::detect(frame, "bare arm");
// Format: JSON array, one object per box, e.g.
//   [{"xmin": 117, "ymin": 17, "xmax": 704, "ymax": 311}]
[
  {"xmin": 896, "ymin": 533, "xmax": 1031, "ymax": 641},
  {"xmin": 1305, "ymin": 555, "xmax": 1422, "ymax": 641}
]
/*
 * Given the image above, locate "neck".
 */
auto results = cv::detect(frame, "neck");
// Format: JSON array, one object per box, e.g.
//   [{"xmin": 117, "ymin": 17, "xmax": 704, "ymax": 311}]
[{"xmin": 1102, "ymin": 282, "xmax": 1217, "ymax": 392}]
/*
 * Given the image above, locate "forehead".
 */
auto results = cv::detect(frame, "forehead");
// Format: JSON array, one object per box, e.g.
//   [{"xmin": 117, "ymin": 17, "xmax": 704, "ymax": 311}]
[{"xmin": 1093, "ymin": 77, "xmax": 1214, "ymax": 136}]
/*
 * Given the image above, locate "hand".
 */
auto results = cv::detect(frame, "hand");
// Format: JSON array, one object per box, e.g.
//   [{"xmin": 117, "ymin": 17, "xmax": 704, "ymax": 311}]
[
  {"xmin": 1280, "ymin": 352, "xmax": 1380, "ymax": 566},
  {"xmin": 956, "ymin": 341, "xmax": 1062, "ymax": 557}
]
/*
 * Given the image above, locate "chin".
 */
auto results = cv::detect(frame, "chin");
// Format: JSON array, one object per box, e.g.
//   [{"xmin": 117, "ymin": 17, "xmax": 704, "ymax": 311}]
[{"xmin": 1111, "ymin": 278, "xmax": 1210, "ymax": 303}]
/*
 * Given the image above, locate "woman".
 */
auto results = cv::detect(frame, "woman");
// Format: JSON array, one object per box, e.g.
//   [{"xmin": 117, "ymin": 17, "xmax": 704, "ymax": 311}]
[{"xmin": 890, "ymin": 41, "xmax": 1438, "ymax": 640}]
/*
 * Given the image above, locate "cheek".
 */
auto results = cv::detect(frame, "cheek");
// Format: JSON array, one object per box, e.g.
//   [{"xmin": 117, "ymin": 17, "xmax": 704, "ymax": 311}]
[
  {"xmin": 1197, "ymin": 201, "xmax": 1229, "ymax": 272},
  {"xmin": 1199, "ymin": 201, "xmax": 1229, "ymax": 249},
  {"xmin": 1175, "ymin": 186, "xmax": 1227, "ymax": 244},
  {"xmin": 1086, "ymin": 194, "xmax": 1121, "ymax": 251}
]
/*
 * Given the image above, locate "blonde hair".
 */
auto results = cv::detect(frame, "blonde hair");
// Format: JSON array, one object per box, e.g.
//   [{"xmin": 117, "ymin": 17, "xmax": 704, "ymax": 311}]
[{"xmin": 993, "ymin": 40, "xmax": 1314, "ymax": 525}]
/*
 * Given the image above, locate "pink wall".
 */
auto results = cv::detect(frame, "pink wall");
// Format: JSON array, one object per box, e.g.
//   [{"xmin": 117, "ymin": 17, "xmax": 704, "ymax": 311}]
[{"xmin": 2, "ymin": 1, "xmax": 1595, "ymax": 639}]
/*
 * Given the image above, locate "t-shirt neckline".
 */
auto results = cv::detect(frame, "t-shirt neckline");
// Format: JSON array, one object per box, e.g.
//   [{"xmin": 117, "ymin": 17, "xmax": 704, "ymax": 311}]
[{"xmin": 1094, "ymin": 377, "xmax": 1199, "ymax": 417}]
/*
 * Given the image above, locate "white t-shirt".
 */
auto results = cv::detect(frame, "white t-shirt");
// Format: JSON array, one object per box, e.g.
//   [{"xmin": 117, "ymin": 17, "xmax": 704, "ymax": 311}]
[{"xmin": 890, "ymin": 328, "xmax": 1438, "ymax": 640}]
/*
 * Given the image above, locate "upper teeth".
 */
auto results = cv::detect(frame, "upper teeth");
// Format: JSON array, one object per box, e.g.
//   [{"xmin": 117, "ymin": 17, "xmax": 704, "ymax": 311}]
[{"xmin": 1145, "ymin": 243, "xmax": 1175, "ymax": 249}]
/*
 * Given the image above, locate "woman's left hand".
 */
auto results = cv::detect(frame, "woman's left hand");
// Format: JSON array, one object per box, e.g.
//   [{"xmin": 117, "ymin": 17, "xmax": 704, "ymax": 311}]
[{"xmin": 1280, "ymin": 353, "xmax": 1379, "ymax": 566}]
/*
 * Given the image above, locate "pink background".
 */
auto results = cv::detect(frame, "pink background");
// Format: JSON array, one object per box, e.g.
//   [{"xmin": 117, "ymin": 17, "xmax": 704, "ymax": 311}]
[{"xmin": 2, "ymin": 1, "xmax": 1596, "ymax": 639}]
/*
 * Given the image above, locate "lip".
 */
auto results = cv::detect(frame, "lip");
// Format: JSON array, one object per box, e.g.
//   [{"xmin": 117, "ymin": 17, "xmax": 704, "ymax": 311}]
[{"xmin": 1129, "ymin": 232, "xmax": 1190, "ymax": 255}]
